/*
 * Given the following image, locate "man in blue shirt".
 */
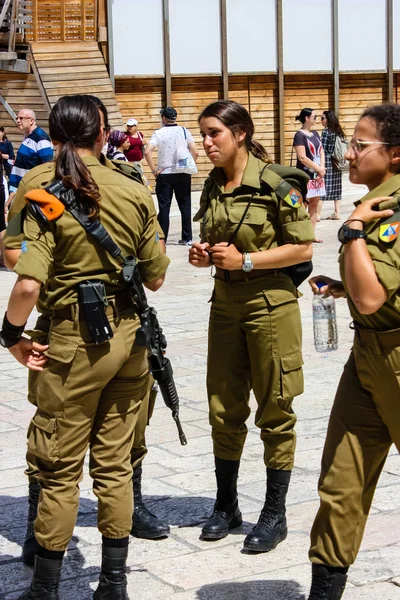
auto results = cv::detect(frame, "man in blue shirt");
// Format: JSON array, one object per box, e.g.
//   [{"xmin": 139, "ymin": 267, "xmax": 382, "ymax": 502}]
[{"xmin": 7, "ymin": 109, "xmax": 53, "ymax": 205}]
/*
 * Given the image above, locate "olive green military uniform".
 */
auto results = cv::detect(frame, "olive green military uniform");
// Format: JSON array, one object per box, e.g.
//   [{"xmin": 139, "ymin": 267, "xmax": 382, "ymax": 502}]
[
  {"xmin": 193, "ymin": 153, "xmax": 314, "ymax": 470},
  {"xmin": 310, "ymin": 175, "xmax": 400, "ymax": 568},
  {"xmin": 11, "ymin": 156, "xmax": 169, "ymax": 551},
  {"xmin": 4, "ymin": 155, "xmax": 163, "ymax": 483}
]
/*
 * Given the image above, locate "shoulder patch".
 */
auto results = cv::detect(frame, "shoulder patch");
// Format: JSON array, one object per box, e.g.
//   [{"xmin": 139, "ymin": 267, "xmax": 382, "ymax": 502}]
[
  {"xmin": 283, "ymin": 188, "xmax": 303, "ymax": 209},
  {"xmin": 379, "ymin": 222, "xmax": 400, "ymax": 243}
]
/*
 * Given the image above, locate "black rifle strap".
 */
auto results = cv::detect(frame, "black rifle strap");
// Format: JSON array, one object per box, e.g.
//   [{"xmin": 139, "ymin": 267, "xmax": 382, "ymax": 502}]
[{"xmin": 46, "ymin": 180, "xmax": 123, "ymax": 260}]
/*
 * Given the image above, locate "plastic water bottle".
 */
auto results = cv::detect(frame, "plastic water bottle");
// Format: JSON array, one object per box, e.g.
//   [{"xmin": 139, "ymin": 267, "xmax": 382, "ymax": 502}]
[{"xmin": 313, "ymin": 283, "xmax": 338, "ymax": 353}]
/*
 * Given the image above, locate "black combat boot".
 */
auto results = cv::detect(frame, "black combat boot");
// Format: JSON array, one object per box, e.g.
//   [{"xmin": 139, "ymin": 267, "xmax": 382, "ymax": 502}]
[
  {"xmin": 19, "ymin": 555, "xmax": 63, "ymax": 599},
  {"xmin": 22, "ymin": 482, "xmax": 41, "ymax": 566},
  {"xmin": 308, "ymin": 564, "xmax": 348, "ymax": 599},
  {"xmin": 131, "ymin": 466, "xmax": 170, "ymax": 539},
  {"xmin": 201, "ymin": 457, "xmax": 242, "ymax": 540},
  {"xmin": 243, "ymin": 468, "xmax": 290, "ymax": 552},
  {"xmin": 93, "ymin": 543, "xmax": 130, "ymax": 600}
]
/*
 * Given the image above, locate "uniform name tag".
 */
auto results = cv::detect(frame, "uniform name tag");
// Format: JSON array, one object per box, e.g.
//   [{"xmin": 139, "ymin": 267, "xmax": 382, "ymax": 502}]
[
  {"xmin": 283, "ymin": 188, "xmax": 303, "ymax": 208},
  {"xmin": 379, "ymin": 222, "xmax": 400, "ymax": 243}
]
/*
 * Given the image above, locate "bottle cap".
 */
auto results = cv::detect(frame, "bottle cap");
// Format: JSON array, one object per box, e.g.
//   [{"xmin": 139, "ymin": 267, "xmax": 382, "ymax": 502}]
[{"xmin": 316, "ymin": 282, "xmax": 326, "ymax": 290}]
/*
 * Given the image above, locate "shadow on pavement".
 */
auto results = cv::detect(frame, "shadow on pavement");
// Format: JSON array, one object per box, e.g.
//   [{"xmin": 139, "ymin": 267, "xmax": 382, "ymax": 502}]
[
  {"xmin": 196, "ymin": 579, "xmax": 306, "ymax": 600},
  {"xmin": 144, "ymin": 493, "xmax": 253, "ymax": 535},
  {"xmin": 0, "ymin": 494, "xmax": 99, "ymax": 599}
]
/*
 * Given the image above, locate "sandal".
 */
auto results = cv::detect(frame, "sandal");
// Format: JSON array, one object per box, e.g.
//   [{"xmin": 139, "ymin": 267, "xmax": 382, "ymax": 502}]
[{"xmin": 326, "ymin": 214, "xmax": 340, "ymax": 220}]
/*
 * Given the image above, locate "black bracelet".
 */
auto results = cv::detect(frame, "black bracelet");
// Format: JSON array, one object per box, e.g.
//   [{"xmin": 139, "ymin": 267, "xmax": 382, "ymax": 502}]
[
  {"xmin": 1, "ymin": 312, "xmax": 26, "ymax": 345},
  {"xmin": 344, "ymin": 219, "xmax": 365, "ymax": 227}
]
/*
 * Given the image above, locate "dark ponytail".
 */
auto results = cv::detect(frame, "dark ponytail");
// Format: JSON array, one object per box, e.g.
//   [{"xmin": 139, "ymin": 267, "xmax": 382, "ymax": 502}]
[
  {"xmin": 199, "ymin": 100, "xmax": 272, "ymax": 163},
  {"xmin": 49, "ymin": 95, "xmax": 101, "ymax": 218},
  {"xmin": 295, "ymin": 108, "xmax": 313, "ymax": 124}
]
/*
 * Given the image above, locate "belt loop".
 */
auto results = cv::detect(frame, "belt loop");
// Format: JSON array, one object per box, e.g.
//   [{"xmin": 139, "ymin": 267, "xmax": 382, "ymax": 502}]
[{"xmin": 73, "ymin": 303, "xmax": 79, "ymax": 328}]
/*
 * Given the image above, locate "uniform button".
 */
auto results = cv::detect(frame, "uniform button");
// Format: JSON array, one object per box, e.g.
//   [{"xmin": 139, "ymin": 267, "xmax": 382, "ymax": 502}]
[
  {"xmin": 215, "ymin": 222, "xmax": 219, "ymax": 227},
  {"xmin": 246, "ymin": 214, "xmax": 250, "ymax": 219}
]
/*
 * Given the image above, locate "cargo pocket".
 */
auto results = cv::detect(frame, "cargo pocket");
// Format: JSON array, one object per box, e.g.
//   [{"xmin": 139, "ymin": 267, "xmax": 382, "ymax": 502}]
[
  {"xmin": 27, "ymin": 411, "xmax": 60, "ymax": 463},
  {"xmin": 45, "ymin": 330, "xmax": 79, "ymax": 363},
  {"xmin": 263, "ymin": 288, "xmax": 299, "ymax": 309},
  {"xmin": 280, "ymin": 353, "xmax": 304, "ymax": 401}
]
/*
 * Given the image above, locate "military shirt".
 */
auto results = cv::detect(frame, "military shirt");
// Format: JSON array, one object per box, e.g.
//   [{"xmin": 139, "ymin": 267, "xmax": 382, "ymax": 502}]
[
  {"xmin": 5, "ymin": 154, "xmax": 165, "ymax": 248},
  {"xmin": 13, "ymin": 155, "xmax": 170, "ymax": 310},
  {"xmin": 193, "ymin": 153, "xmax": 314, "ymax": 253},
  {"xmin": 339, "ymin": 174, "xmax": 400, "ymax": 331}
]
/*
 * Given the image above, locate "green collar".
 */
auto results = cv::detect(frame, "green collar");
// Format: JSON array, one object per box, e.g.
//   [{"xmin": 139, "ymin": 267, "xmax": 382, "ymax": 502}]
[
  {"xmin": 356, "ymin": 174, "xmax": 400, "ymax": 205},
  {"xmin": 209, "ymin": 153, "xmax": 263, "ymax": 192},
  {"xmin": 81, "ymin": 154, "xmax": 102, "ymax": 167}
]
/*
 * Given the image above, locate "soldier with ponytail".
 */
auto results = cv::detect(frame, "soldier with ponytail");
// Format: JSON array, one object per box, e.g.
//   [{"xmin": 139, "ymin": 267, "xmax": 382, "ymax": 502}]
[
  {"xmin": 189, "ymin": 100, "xmax": 314, "ymax": 553},
  {"xmin": 1, "ymin": 94, "xmax": 169, "ymax": 599}
]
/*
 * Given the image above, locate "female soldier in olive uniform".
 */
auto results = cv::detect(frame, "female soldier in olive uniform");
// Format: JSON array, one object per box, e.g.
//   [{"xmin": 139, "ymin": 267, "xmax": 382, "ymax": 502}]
[
  {"xmin": 0, "ymin": 95, "xmax": 169, "ymax": 599},
  {"xmin": 307, "ymin": 103, "xmax": 400, "ymax": 599},
  {"xmin": 3, "ymin": 98, "xmax": 169, "ymax": 568},
  {"xmin": 189, "ymin": 100, "xmax": 314, "ymax": 552}
]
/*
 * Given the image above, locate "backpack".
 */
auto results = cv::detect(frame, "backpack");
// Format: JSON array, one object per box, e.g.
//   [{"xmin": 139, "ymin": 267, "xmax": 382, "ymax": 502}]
[{"xmin": 331, "ymin": 136, "xmax": 347, "ymax": 171}]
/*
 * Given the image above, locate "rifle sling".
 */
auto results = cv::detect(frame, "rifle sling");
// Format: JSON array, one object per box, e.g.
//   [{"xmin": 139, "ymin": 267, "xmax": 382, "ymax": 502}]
[{"xmin": 46, "ymin": 180, "xmax": 124, "ymax": 261}]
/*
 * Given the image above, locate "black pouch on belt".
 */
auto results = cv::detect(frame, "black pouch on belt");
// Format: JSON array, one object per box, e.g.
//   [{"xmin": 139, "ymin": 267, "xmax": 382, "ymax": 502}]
[{"xmin": 78, "ymin": 280, "xmax": 113, "ymax": 344}]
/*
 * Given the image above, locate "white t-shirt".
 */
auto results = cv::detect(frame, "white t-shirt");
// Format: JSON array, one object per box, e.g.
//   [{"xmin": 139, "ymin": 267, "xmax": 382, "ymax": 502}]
[{"xmin": 149, "ymin": 124, "xmax": 194, "ymax": 175}]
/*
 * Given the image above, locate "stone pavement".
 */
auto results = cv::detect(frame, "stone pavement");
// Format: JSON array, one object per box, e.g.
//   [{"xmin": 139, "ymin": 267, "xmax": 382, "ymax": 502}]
[{"xmin": 1, "ymin": 174, "xmax": 400, "ymax": 600}]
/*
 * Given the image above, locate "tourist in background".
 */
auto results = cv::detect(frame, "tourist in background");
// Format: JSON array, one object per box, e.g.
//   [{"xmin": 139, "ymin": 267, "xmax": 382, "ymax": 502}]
[
  {"xmin": 107, "ymin": 129, "xmax": 130, "ymax": 162},
  {"xmin": 125, "ymin": 118, "xmax": 146, "ymax": 164},
  {"xmin": 0, "ymin": 126, "xmax": 14, "ymax": 177},
  {"xmin": 293, "ymin": 108, "xmax": 325, "ymax": 242},
  {"xmin": 321, "ymin": 110, "xmax": 346, "ymax": 220}
]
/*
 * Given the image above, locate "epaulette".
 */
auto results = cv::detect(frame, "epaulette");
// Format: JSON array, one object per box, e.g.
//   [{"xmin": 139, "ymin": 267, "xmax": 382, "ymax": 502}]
[
  {"xmin": 110, "ymin": 160, "xmax": 144, "ymax": 186},
  {"xmin": 260, "ymin": 164, "xmax": 309, "ymax": 209}
]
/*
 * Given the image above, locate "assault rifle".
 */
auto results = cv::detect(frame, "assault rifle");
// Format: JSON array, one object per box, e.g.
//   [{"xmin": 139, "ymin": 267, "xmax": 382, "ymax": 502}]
[{"xmin": 122, "ymin": 256, "xmax": 187, "ymax": 445}]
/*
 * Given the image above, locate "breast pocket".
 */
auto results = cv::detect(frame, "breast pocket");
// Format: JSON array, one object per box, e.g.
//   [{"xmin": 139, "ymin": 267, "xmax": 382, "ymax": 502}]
[{"xmin": 228, "ymin": 205, "xmax": 268, "ymax": 247}]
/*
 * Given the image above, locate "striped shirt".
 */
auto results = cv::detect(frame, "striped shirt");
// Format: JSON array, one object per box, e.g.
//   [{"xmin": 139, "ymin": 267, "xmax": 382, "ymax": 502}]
[{"xmin": 9, "ymin": 127, "xmax": 53, "ymax": 193}]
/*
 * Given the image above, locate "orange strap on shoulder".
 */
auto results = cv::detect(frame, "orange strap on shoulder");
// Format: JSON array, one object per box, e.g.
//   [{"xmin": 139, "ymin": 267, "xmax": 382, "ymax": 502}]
[{"xmin": 25, "ymin": 189, "xmax": 65, "ymax": 221}]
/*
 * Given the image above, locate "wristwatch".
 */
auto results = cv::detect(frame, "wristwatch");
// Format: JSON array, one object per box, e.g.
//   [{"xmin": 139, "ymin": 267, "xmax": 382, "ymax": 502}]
[
  {"xmin": 0, "ymin": 313, "xmax": 25, "ymax": 348},
  {"xmin": 0, "ymin": 331, "xmax": 20, "ymax": 348},
  {"xmin": 338, "ymin": 224, "xmax": 367, "ymax": 244},
  {"xmin": 242, "ymin": 252, "xmax": 254, "ymax": 273}
]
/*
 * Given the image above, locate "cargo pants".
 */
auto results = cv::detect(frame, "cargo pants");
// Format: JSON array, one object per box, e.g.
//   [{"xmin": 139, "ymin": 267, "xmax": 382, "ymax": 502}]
[
  {"xmin": 25, "ymin": 316, "xmax": 154, "ymax": 481},
  {"xmin": 28, "ymin": 303, "xmax": 149, "ymax": 551},
  {"xmin": 310, "ymin": 326, "xmax": 400, "ymax": 567},
  {"xmin": 207, "ymin": 274, "xmax": 304, "ymax": 471}
]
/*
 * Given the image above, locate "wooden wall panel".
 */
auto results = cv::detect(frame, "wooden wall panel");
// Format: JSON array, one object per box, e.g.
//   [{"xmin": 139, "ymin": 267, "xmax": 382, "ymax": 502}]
[
  {"xmin": 171, "ymin": 76, "xmax": 221, "ymax": 189},
  {"xmin": 115, "ymin": 72, "xmax": 389, "ymax": 189},
  {"xmin": 338, "ymin": 73, "xmax": 387, "ymax": 140},
  {"xmin": 248, "ymin": 75, "xmax": 278, "ymax": 163},
  {"xmin": 284, "ymin": 75, "xmax": 333, "ymax": 165}
]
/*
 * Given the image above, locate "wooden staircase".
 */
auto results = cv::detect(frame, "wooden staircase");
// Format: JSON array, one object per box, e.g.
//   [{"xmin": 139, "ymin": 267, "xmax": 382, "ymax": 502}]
[
  {"xmin": 0, "ymin": 71, "xmax": 49, "ymax": 151},
  {"xmin": 30, "ymin": 41, "xmax": 123, "ymax": 128}
]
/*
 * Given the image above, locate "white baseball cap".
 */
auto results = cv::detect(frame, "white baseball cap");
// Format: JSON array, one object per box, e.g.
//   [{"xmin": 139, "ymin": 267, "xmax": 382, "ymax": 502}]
[{"xmin": 126, "ymin": 118, "xmax": 138, "ymax": 126}]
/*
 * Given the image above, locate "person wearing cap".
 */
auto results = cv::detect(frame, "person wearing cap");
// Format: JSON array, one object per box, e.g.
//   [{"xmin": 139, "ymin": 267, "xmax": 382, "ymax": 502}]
[
  {"xmin": 145, "ymin": 106, "xmax": 199, "ymax": 245},
  {"xmin": 125, "ymin": 118, "xmax": 146, "ymax": 163}
]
